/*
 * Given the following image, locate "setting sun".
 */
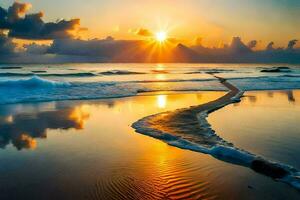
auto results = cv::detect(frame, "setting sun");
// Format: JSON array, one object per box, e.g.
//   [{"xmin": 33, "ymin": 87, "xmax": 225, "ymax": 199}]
[{"xmin": 155, "ymin": 31, "xmax": 167, "ymax": 42}]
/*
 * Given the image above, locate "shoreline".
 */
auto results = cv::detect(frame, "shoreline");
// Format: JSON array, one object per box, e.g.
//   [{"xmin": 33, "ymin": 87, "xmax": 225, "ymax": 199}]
[
  {"xmin": 1, "ymin": 88, "xmax": 300, "ymax": 106},
  {"xmin": 132, "ymin": 74, "xmax": 300, "ymax": 191}
]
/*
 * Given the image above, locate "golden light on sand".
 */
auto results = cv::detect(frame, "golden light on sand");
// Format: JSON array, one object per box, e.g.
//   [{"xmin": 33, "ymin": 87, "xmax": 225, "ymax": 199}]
[{"xmin": 155, "ymin": 31, "xmax": 167, "ymax": 42}]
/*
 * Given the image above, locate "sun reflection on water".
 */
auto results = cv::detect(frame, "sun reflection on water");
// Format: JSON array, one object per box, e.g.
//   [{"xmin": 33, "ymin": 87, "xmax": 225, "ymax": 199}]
[
  {"xmin": 157, "ymin": 95, "xmax": 167, "ymax": 108},
  {"xmin": 155, "ymin": 74, "xmax": 166, "ymax": 80}
]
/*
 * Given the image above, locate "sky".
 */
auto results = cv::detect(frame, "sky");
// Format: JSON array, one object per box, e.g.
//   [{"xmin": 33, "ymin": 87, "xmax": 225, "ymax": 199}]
[{"xmin": 1, "ymin": 0, "xmax": 300, "ymax": 48}]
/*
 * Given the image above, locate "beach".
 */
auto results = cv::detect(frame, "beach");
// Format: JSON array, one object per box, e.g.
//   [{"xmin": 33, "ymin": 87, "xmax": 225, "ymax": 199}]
[
  {"xmin": 0, "ymin": 64, "xmax": 300, "ymax": 199},
  {"xmin": 1, "ymin": 0, "xmax": 300, "ymax": 199},
  {"xmin": 0, "ymin": 90, "xmax": 299, "ymax": 199}
]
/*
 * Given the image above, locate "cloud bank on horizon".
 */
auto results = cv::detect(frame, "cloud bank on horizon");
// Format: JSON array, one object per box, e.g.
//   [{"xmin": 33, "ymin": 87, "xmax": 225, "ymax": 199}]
[{"xmin": 0, "ymin": 1, "xmax": 300, "ymax": 63}]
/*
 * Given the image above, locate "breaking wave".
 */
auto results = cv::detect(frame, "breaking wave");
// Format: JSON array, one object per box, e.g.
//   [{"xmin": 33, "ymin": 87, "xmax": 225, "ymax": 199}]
[
  {"xmin": 99, "ymin": 70, "xmax": 146, "ymax": 75},
  {"xmin": 0, "ymin": 76, "xmax": 70, "ymax": 88},
  {"xmin": 0, "ymin": 72, "xmax": 97, "ymax": 77},
  {"xmin": 1, "ymin": 72, "xmax": 300, "ymax": 104}
]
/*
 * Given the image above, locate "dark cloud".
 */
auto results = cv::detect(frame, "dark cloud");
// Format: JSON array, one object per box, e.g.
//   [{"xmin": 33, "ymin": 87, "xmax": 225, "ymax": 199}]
[
  {"xmin": 287, "ymin": 39, "xmax": 298, "ymax": 50},
  {"xmin": 229, "ymin": 37, "xmax": 252, "ymax": 54},
  {"xmin": 247, "ymin": 40, "xmax": 257, "ymax": 49},
  {"xmin": 0, "ymin": 2, "xmax": 83, "ymax": 40},
  {"xmin": 43, "ymin": 36, "xmax": 300, "ymax": 63},
  {"xmin": 23, "ymin": 42, "xmax": 48, "ymax": 54},
  {"xmin": 266, "ymin": 42, "xmax": 274, "ymax": 51},
  {"xmin": 189, "ymin": 37, "xmax": 300, "ymax": 63},
  {"xmin": 0, "ymin": 7, "xmax": 9, "ymax": 28},
  {"xmin": 7, "ymin": 2, "xmax": 31, "ymax": 23},
  {"xmin": 1, "ymin": 28, "xmax": 300, "ymax": 63},
  {"xmin": 47, "ymin": 38, "xmax": 146, "ymax": 61},
  {"xmin": 0, "ymin": 31, "xmax": 17, "ymax": 55}
]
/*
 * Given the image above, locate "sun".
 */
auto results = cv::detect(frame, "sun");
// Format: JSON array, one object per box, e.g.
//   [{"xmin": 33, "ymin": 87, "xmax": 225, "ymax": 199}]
[{"xmin": 155, "ymin": 31, "xmax": 167, "ymax": 42}]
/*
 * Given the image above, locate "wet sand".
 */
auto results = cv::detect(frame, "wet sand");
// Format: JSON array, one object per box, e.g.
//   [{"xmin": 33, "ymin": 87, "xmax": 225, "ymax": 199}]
[
  {"xmin": 0, "ymin": 92, "xmax": 299, "ymax": 199},
  {"xmin": 133, "ymin": 75, "xmax": 243, "ymax": 148},
  {"xmin": 208, "ymin": 90, "xmax": 300, "ymax": 170},
  {"xmin": 132, "ymin": 75, "xmax": 300, "ymax": 190}
]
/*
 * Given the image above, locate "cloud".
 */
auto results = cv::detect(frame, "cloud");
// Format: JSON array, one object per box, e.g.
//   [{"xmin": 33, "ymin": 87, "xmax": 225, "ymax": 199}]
[
  {"xmin": 0, "ymin": 2, "xmax": 84, "ymax": 40},
  {"xmin": 47, "ymin": 37, "xmax": 141, "ymax": 58},
  {"xmin": 23, "ymin": 43, "xmax": 48, "ymax": 54},
  {"xmin": 266, "ymin": 42, "xmax": 274, "ymax": 51},
  {"xmin": 247, "ymin": 40, "xmax": 257, "ymax": 49},
  {"xmin": 1, "ymin": 31, "xmax": 300, "ymax": 63},
  {"xmin": 189, "ymin": 37, "xmax": 300, "ymax": 63},
  {"xmin": 0, "ymin": 31, "xmax": 17, "ymax": 54},
  {"xmin": 7, "ymin": 2, "xmax": 32, "ymax": 23},
  {"xmin": 287, "ymin": 39, "xmax": 298, "ymax": 50},
  {"xmin": 135, "ymin": 28, "xmax": 153, "ymax": 37},
  {"xmin": 40, "ymin": 36, "xmax": 300, "ymax": 63},
  {"xmin": 194, "ymin": 37, "xmax": 203, "ymax": 46},
  {"xmin": 229, "ymin": 37, "xmax": 251, "ymax": 54}
]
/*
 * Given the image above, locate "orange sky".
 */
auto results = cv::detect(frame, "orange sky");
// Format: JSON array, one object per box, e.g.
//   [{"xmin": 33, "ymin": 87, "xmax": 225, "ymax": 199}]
[{"xmin": 2, "ymin": 0, "xmax": 300, "ymax": 49}]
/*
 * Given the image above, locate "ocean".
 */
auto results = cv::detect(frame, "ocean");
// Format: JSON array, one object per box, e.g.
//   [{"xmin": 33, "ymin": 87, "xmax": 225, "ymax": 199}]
[{"xmin": 0, "ymin": 63, "xmax": 300, "ymax": 104}]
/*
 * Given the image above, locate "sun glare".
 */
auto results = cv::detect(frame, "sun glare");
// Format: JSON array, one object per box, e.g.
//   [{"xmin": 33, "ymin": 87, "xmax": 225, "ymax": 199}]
[{"xmin": 155, "ymin": 31, "xmax": 167, "ymax": 42}]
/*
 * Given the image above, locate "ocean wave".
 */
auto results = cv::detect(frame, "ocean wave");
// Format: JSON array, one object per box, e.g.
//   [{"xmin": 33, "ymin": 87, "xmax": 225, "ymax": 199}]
[
  {"xmin": 260, "ymin": 66, "xmax": 292, "ymax": 73},
  {"xmin": 127, "ymin": 78, "xmax": 216, "ymax": 83},
  {"xmin": 1, "ymin": 72, "xmax": 300, "ymax": 104},
  {"xmin": 0, "ymin": 66, "xmax": 23, "ymax": 69},
  {"xmin": 0, "ymin": 72, "xmax": 97, "ymax": 77},
  {"xmin": 228, "ymin": 75, "xmax": 300, "ymax": 90},
  {"xmin": 0, "ymin": 76, "xmax": 226, "ymax": 104},
  {"xmin": 0, "ymin": 72, "xmax": 34, "ymax": 77},
  {"xmin": 281, "ymin": 74, "xmax": 300, "ymax": 78},
  {"xmin": 185, "ymin": 69, "xmax": 235, "ymax": 74},
  {"xmin": 99, "ymin": 70, "xmax": 146, "ymax": 75},
  {"xmin": 0, "ymin": 76, "xmax": 70, "ymax": 88},
  {"xmin": 31, "ymin": 70, "xmax": 47, "ymax": 73},
  {"xmin": 41, "ymin": 72, "xmax": 97, "ymax": 77},
  {"xmin": 150, "ymin": 69, "xmax": 169, "ymax": 74}
]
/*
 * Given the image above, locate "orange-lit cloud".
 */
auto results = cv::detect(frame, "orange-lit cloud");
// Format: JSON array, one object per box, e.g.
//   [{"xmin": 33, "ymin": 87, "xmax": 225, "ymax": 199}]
[
  {"xmin": 0, "ymin": 2, "xmax": 85, "ymax": 40},
  {"xmin": 1, "ymin": 2, "xmax": 300, "ymax": 63},
  {"xmin": 135, "ymin": 28, "xmax": 153, "ymax": 37},
  {"xmin": 6, "ymin": 2, "xmax": 32, "ymax": 23}
]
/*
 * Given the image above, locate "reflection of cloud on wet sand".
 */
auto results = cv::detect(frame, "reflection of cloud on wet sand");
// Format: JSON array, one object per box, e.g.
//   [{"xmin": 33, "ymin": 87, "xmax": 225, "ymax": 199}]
[
  {"xmin": 0, "ymin": 105, "xmax": 90, "ymax": 150},
  {"xmin": 12, "ymin": 134, "xmax": 37, "ymax": 150},
  {"xmin": 69, "ymin": 105, "xmax": 91, "ymax": 129}
]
